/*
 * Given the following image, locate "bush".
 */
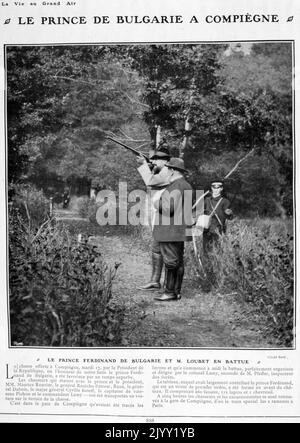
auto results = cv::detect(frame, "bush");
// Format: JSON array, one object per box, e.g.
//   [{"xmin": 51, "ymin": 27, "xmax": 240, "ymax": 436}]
[
  {"xmin": 10, "ymin": 184, "xmax": 49, "ymax": 229},
  {"xmin": 206, "ymin": 219, "xmax": 294, "ymax": 346},
  {"xmin": 9, "ymin": 212, "xmax": 123, "ymax": 347},
  {"xmin": 76, "ymin": 196, "xmax": 100, "ymax": 224},
  {"xmin": 87, "ymin": 199, "xmax": 99, "ymax": 224},
  {"xmin": 76, "ymin": 196, "xmax": 91, "ymax": 218}
]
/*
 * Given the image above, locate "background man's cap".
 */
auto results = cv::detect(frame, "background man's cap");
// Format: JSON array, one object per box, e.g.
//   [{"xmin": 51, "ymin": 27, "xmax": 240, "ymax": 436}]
[
  {"xmin": 211, "ymin": 178, "xmax": 224, "ymax": 186},
  {"xmin": 165, "ymin": 157, "xmax": 188, "ymax": 173}
]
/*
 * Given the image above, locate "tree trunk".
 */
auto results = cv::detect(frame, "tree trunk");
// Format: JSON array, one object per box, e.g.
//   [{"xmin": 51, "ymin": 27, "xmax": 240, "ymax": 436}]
[
  {"xmin": 179, "ymin": 78, "xmax": 195, "ymax": 159},
  {"xmin": 156, "ymin": 125, "xmax": 161, "ymax": 148},
  {"xmin": 275, "ymin": 191, "xmax": 287, "ymax": 220},
  {"xmin": 180, "ymin": 118, "xmax": 192, "ymax": 159}
]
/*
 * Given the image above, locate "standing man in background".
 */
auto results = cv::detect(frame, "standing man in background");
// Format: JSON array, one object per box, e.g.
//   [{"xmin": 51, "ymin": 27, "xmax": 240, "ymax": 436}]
[
  {"xmin": 201, "ymin": 178, "xmax": 233, "ymax": 291},
  {"xmin": 203, "ymin": 178, "xmax": 233, "ymax": 253}
]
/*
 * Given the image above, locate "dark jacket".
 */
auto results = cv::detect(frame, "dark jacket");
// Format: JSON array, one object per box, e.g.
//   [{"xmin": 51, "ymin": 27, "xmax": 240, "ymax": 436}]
[
  {"xmin": 153, "ymin": 177, "xmax": 193, "ymax": 242},
  {"xmin": 204, "ymin": 195, "xmax": 233, "ymax": 234}
]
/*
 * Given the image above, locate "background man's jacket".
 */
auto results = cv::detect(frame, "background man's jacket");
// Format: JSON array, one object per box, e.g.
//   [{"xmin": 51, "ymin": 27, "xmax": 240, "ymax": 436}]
[{"xmin": 204, "ymin": 195, "xmax": 233, "ymax": 234}]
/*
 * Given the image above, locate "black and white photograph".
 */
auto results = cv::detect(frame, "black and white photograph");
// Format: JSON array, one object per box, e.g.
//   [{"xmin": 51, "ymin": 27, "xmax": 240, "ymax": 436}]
[{"xmin": 6, "ymin": 41, "xmax": 294, "ymax": 349}]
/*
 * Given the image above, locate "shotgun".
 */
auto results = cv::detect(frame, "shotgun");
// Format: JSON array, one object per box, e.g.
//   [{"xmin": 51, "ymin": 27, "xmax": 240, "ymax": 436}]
[{"xmin": 106, "ymin": 136, "xmax": 150, "ymax": 163}]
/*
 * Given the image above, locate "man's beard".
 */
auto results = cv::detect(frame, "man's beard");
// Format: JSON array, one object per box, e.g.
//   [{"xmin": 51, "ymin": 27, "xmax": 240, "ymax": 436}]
[{"xmin": 152, "ymin": 164, "xmax": 162, "ymax": 174}]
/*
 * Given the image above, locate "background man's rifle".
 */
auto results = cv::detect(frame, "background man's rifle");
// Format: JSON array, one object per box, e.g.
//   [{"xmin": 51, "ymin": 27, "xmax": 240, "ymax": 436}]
[
  {"xmin": 192, "ymin": 148, "xmax": 255, "ymax": 210},
  {"xmin": 106, "ymin": 136, "xmax": 150, "ymax": 163}
]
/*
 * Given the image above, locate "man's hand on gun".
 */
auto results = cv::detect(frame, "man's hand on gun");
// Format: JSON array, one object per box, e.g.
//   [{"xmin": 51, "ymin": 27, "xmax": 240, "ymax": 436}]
[{"xmin": 137, "ymin": 154, "xmax": 147, "ymax": 165}]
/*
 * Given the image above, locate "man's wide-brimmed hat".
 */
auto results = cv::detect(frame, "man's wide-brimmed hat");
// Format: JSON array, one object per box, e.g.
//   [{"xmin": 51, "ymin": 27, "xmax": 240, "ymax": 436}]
[
  {"xmin": 150, "ymin": 150, "xmax": 170, "ymax": 160},
  {"xmin": 149, "ymin": 140, "xmax": 171, "ymax": 160},
  {"xmin": 165, "ymin": 157, "xmax": 188, "ymax": 173}
]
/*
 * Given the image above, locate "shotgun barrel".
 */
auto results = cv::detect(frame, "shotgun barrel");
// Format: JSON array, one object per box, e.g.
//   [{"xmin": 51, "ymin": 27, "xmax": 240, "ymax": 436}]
[{"xmin": 106, "ymin": 136, "xmax": 150, "ymax": 162}]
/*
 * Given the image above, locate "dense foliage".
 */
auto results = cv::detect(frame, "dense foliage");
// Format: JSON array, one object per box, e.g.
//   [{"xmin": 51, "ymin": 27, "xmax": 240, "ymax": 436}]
[
  {"xmin": 9, "ymin": 183, "xmax": 50, "ymax": 229},
  {"xmin": 7, "ymin": 43, "xmax": 293, "ymax": 216},
  {"xmin": 199, "ymin": 219, "xmax": 294, "ymax": 347},
  {"xmin": 7, "ymin": 46, "xmax": 147, "ymax": 193},
  {"xmin": 9, "ymin": 202, "xmax": 122, "ymax": 347}
]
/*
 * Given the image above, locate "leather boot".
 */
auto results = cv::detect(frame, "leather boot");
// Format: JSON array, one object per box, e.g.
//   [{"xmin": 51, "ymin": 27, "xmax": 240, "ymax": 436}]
[
  {"xmin": 154, "ymin": 268, "xmax": 177, "ymax": 301},
  {"xmin": 174, "ymin": 265, "xmax": 184, "ymax": 300},
  {"xmin": 158, "ymin": 266, "xmax": 167, "ymax": 294},
  {"xmin": 139, "ymin": 252, "xmax": 163, "ymax": 290}
]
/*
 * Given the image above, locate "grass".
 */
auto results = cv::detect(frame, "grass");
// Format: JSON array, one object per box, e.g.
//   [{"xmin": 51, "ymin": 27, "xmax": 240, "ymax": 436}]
[{"xmin": 197, "ymin": 217, "xmax": 294, "ymax": 347}]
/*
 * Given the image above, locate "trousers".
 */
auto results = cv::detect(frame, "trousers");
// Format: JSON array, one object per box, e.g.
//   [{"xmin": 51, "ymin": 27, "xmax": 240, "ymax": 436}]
[{"xmin": 152, "ymin": 240, "xmax": 184, "ymax": 270}]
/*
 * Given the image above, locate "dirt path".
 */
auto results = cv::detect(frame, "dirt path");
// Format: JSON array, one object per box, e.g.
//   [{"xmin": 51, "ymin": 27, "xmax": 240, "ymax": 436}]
[{"xmin": 94, "ymin": 234, "xmax": 277, "ymax": 348}]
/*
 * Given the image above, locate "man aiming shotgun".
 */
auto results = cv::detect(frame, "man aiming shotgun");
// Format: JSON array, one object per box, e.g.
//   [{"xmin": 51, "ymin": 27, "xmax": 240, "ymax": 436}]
[
  {"xmin": 137, "ymin": 146, "xmax": 172, "ymax": 293},
  {"xmin": 106, "ymin": 136, "xmax": 172, "ymax": 292},
  {"xmin": 138, "ymin": 152, "xmax": 193, "ymax": 301}
]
